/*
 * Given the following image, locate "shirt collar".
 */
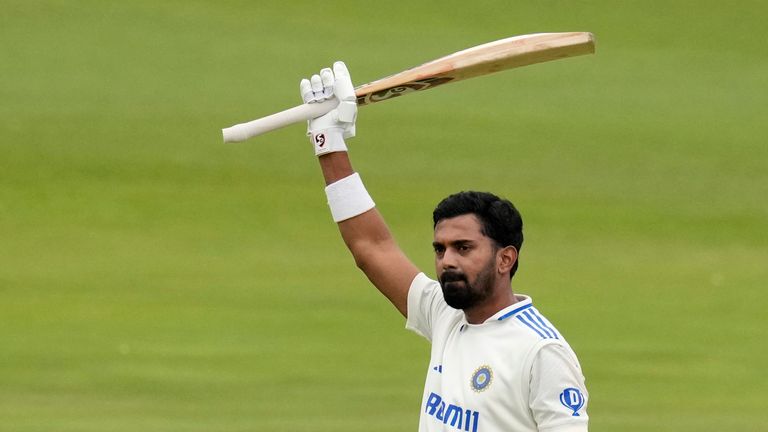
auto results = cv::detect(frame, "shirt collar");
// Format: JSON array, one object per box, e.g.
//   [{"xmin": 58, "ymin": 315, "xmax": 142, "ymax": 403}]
[{"xmin": 487, "ymin": 295, "xmax": 533, "ymax": 323}]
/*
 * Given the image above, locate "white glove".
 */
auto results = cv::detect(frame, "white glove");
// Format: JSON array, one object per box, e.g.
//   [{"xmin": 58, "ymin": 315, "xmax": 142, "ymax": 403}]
[{"xmin": 299, "ymin": 61, "xmax": 357, "ymax": 156}]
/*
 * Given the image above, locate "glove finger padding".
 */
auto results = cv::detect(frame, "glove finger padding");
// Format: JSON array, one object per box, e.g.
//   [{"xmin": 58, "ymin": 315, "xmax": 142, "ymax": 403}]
[
  {"xmin": 309, "ymin": 74, "xmax": 327, "ymax": 102},
  {"xmin": 320, "ymin": 68, "xmax": 335, "ymax": 100},
  {"xmin": 299, "ymin": 79, "xmax": 314, "ymax": 104},
  {"xmin": 300, "ymin": 61, "xmax": 358, "ymax": 156},
  {"xmin": 333, "ymin": 62, "xmax": 357, "ymax": 127},
  {"xmin": 333, "ymin": 62, "xmax": 355, "ymax": 102}
]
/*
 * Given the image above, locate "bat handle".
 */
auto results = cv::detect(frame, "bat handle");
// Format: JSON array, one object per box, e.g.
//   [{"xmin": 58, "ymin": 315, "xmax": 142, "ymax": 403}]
[{"xmin": 222, "ymin": 98, "xmax": 340, "ymax": 143}]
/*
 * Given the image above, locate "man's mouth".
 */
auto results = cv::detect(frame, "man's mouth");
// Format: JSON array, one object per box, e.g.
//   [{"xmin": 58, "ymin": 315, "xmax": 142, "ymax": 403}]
[{"xmin": 440, "ymin": 271, "xmax": 467, "ymax": 285}]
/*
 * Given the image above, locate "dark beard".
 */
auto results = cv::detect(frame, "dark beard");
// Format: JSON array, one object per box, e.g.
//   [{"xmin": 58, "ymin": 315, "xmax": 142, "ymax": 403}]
[{"xmin": 439, "ymin": 261, "xmax": 495, "ymax": 310}]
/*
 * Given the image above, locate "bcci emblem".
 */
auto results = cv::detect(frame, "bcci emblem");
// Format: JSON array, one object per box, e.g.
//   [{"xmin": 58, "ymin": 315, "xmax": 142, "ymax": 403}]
[
  {"xmin": 470, "ymin": 365, "xmax": 493, "ymax": 392},
  {"xmin": 559, "ymin": 388, "xmax": 585, "ymax": 416}
]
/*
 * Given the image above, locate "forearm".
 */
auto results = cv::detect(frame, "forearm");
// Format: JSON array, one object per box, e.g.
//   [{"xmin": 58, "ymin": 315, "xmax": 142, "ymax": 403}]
[{"xmin": 318, "ymin": 152, "xmax": 355, "ymax": 185}]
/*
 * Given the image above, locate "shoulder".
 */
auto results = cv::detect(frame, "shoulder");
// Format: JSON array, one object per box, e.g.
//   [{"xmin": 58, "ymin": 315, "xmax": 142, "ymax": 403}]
[
  {"xmin": 407, "ymin": 273, "xmax": 444, "ymax": 311},
  {"xmin": 495, "ymin": 299, "xmax": 581, "ymax": 369},
  {"xmin": 405, "ymin": 273, "xmax": 462, "ymax": 340},
  {"xmin": 496, "ymin": 298, "xmax": 564, "ymax": 342},
  {"xmin": 504, "ymin": 302, "xmax": 588, "ymax": 428}
]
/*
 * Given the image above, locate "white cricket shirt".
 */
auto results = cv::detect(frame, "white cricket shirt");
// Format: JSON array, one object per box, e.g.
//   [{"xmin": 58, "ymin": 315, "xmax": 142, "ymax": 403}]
[{"xmin": 406, "ymin": 273, "xmax": 589, "ymax": 432}]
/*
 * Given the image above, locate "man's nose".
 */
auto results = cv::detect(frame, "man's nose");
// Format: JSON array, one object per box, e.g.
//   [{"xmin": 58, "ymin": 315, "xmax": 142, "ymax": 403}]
[{"xmin": 441, "ymin": 249, "xmax": 459, "ymax": 270}]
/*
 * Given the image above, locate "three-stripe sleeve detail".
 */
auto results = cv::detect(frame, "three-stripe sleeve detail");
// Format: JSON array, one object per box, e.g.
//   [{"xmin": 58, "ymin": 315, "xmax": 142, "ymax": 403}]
[{"xmin": 505, "ymin": 306, "xmax": 560, "ymax": 340}]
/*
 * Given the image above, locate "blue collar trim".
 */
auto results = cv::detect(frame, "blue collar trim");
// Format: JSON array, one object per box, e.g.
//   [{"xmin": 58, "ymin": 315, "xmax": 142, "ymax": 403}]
[{"xmin": 497, "ymin": 303, "xmax": 533, "ymax": 321}]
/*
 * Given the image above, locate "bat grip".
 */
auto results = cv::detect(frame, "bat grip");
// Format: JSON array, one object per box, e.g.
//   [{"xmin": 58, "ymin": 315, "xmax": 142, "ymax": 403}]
[{"xmin": 222, "ymin": 98, "xmax": 340, "ymax": 143}]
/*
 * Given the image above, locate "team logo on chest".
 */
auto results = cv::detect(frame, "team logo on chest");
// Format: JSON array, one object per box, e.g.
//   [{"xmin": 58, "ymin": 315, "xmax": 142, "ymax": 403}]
[{"xmin": 470, "ymin": 365, "xmax": 493, "ymax": 392}]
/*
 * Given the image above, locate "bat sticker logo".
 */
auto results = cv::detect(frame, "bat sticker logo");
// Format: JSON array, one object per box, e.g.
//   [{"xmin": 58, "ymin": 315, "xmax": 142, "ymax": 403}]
[{"xmin": 357, "ymin": 77, "xmax": 454, "ymax": 105}]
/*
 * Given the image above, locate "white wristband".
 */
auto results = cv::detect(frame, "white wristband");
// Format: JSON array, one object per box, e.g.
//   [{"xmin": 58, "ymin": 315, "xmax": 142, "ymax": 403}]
[{"xmin": 325, "ymin": 173, "xmax": 375, "ymax": 222}]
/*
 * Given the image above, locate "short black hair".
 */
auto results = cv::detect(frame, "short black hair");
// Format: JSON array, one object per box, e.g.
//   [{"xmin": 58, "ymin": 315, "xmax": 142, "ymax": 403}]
[{"xmin": 432, "ymin": 191, "xmax": 524, "ymax": 277}]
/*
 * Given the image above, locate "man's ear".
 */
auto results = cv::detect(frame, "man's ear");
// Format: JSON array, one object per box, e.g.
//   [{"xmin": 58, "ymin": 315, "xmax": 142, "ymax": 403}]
[{"xmin": 497, "ymin": 246, "xmax": 518, "ymax": 275}]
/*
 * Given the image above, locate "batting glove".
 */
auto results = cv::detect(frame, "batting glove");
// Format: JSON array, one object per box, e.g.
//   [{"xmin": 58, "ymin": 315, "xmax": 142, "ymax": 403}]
[{"xmin": 299, "ymin": 61, "xmax": 357, "ymax": 156}]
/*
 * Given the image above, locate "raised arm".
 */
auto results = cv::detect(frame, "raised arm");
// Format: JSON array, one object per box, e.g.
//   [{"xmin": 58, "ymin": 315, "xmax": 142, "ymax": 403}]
[{"xmin": 301, "ymin": 62, "xmax": 420, "ymax": 317}]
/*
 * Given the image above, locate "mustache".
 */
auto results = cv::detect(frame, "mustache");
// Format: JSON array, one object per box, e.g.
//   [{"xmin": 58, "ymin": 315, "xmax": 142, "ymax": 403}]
[{"xmin": 440, "ymin": 271, "xmax": 467, "ymax": 284}]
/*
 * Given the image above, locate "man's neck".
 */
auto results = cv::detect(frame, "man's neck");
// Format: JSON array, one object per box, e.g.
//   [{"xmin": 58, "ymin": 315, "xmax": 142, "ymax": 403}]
[{"xmin": 463, "ymin": 288, "xmax": 518, "ymax": 324}]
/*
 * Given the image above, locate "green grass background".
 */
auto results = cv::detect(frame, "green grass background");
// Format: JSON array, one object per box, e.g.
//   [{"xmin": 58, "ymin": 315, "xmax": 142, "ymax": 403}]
[{"xmin": 2, "ymin": 1, "xmax": 766, "ymax": 430}]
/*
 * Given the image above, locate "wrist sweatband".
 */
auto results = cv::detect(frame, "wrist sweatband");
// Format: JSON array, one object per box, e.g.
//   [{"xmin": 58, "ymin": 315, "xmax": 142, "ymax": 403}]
[{"xmin": 325, "ymin": 172, "xmax": 375, "ymax": 222}]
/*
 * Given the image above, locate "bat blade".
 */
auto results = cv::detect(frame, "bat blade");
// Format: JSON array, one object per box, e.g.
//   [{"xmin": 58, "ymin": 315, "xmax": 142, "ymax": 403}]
[
  {"xmin": 355, "ymin": 32, "xmax": 594, "ymax": 106},
  {"xmin": 222, "ymin": 32, "xmax": 594, "ymax": 143}
]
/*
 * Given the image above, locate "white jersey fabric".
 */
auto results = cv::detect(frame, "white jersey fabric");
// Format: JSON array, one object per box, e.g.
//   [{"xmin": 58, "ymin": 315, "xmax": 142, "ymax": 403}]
[{"xmin": 406, "ymin": 273, "xmax": 589, "ymax": 432}]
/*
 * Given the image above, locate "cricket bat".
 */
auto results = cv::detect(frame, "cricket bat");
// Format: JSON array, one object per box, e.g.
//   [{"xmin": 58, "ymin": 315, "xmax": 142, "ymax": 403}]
[{"xmin": 222, "ymin": 32, "xmax": 595, "ymax": 143}]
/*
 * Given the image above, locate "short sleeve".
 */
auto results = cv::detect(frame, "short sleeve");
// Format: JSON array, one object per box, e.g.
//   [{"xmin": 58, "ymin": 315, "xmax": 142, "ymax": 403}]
[
  {"xmin": 405, "ymin": 273, "xmax": 448, "ymax": 342},
  {"xmin": 529, "ymin": 343, "xmax": 589, "ymax": 432}
]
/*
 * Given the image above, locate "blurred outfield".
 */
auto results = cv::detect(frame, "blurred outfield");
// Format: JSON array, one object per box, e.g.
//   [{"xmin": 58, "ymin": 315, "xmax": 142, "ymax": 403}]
[{"xmin": 1, "ymin": 0, "xmax": 767, "ymax": 430}]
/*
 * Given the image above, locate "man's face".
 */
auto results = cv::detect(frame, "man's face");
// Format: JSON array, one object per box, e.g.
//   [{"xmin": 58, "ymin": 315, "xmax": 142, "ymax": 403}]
[{"xmin": 433, "ymin": 214, "xmax": 498, "ymax": 310}]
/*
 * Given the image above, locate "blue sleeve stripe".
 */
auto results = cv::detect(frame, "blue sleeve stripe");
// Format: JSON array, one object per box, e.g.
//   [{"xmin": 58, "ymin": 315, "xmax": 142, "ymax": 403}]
[
  {"xmin": 522, "ymin": 310, "xmax": 556, "ymax": 339},
  {"xmin": 516, "ymin": 315, "xmax": 548, "ymax": 339},
  {"xmin": 529, "ymin": 309, "xmax": 559, "ymax": 339},
  {"xmin": 500, "ymin": 303, "xmax": 562, "ymax": 340}
]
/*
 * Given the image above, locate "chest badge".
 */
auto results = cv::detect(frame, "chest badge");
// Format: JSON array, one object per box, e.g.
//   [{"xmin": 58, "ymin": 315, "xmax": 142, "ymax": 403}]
[{"xmin": 470, "ymin": 365, "xmax": 493, "ymax": 392}]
